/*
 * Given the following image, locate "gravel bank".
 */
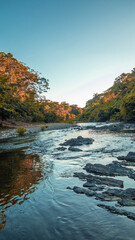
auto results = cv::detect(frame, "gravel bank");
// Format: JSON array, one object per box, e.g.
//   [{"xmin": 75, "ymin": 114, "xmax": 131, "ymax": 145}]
[{"xmin": 0, "ymin": 123, "xmax": 78, "ymax": 140}]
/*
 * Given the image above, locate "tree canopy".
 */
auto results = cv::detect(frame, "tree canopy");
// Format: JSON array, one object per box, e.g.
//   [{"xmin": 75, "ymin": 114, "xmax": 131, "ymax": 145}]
[
  {"xmin": 0, "ymin": 52, "xmax": 82, "ymax": 124},
  {"xmin": 80, "ymin": 68, "xmax": 135, "ymax": 123}
]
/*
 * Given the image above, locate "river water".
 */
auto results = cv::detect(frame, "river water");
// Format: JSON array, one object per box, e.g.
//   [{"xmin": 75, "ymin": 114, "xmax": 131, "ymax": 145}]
[{"xmin": 0, "ymin": 123, "xmax": 135, "ymax": 240}]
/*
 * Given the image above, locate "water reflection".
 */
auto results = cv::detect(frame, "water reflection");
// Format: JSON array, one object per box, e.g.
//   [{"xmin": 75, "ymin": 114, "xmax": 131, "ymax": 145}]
[{"xmin": 0, "ymin": 150, "xmax": 45, "ymax": 230}]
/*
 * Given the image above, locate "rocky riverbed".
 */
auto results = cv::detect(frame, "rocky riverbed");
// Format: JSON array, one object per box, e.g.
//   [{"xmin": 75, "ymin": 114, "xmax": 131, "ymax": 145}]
[{"xmin": 0, "ymin": 122, "xmax": 135, "ymax": 240}]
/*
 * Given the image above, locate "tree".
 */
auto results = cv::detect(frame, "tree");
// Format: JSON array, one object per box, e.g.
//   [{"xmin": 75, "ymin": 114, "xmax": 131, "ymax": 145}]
[{"xmin": 0, "ymin": 52, "xmax": 49, "ymax": 121}]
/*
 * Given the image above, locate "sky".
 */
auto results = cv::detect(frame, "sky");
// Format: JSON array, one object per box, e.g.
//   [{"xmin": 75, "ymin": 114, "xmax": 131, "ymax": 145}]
[{"xmin": 0, "ymin": 0, "xmax": 135, "ymax": 107}]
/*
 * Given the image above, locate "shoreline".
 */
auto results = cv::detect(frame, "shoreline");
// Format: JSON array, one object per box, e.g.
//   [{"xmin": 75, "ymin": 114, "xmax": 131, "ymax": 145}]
[{"xmin": 0, "ymin": 123, "xmax": 78, "ymax": 140}]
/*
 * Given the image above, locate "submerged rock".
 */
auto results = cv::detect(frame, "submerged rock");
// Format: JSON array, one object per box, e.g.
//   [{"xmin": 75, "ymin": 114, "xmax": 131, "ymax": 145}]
[
  {"xmin": 56, "ymin": 147, "xmax": 67, "ymax": 151},
  {"xmin": 83, "ymin": 182, "xmax": 105, "ymax": 191},
  {"xmin": 68, "ymin": 146, "xmax": 82, "ymax": 152},
  {"xmin": 117, "ymin": 152, "xmax": 135, "ymax": 162},
  {"xmin": 66, "ymin": 186, "xmax": 72, "ymax": 190},
  {"xmin": 60, "ymin": 136, "xmax": 94, "ymax": 146},
  {"xmin": 72, "ymin": 186, "xmax": 95, "ymax": 196},
  {"xmin": 98, "ymin": 204, "xmax": 135, "ymax": 221},
  {"xmin": 74, "ymin": 172, "xmax": 124, "ymax": 188}
]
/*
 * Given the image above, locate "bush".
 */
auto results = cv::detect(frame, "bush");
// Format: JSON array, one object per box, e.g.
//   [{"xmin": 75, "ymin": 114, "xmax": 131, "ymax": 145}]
[
  {"xmin": 16, "ymin": 127, "xmax": 27, "ymax": 136},
  {"xmin": 0, "ymin": 123, "xmax": 3, "ymax": 130},
  {"xmin": 41, "ymin": 125, "xmax": 48, "ymax": 131},
  {"xmin": 65, "ymin": 119, "xmax": 74, "ymax": 124}
]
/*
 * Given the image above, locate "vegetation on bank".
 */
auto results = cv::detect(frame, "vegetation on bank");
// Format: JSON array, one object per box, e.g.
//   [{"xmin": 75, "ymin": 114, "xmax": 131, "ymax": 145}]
[
  {"xmin": 41, "ymin": 125, "xmax": 48, "ymax": 131},
  {"xmin": 1, "ymin": 52, "xmax": 134, "ymax": 125},
  {"xmin": 80, "ymin": 68, "xmax": 135, "ymax": 123},
  {"xmin": 16, "ymin": 127, "xmax": 27, "ymax": 136},
  {"xmin": 0, "ymin": 52, "xmax": 82, "ymax": 125}
]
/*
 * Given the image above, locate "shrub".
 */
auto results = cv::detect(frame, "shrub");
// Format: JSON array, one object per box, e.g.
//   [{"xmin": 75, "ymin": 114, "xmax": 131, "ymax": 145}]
[
  {"xmin": 66, "ymin": 119, "xmax": 74, "ymax": 124},
  {"xmin": 0, "ymin": 123, "xmax": 3, "ymax": 130},
  {"xmin": 41, "ymin": 125, "xmax": 48, "ymax": 131},
  {"xmin": 16, "ymin": 127, "xmax": 27, "ymax": 136}
]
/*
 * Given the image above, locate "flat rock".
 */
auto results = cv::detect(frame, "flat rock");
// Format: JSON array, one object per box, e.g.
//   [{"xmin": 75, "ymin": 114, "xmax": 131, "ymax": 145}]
[
  {"xmin": 98, "ymin": 204, "xmax": 135, "ymax": 221},
  {"xmin": 83, "ymin": 182, "xmax": 104, "ymax": 191},
  {"xmin": 90, "ymin": 186, "xmax": 104, "ymax": 191},
  {"xmin": 68, "ymin": 146, "xmax": 82, "ymax": 152},
  {"xmin": 72, "ymin": 186, "xmax": 95, "ymax": 196},
  {"xmin": 95, "ymin": 188, "xmax": 135, "ymax": 204},
  {"xmin": 96, "ymin": 193, "xmax": 121, "ymax": 201},
  {"xmin": 73, "ymin": 186, "xmax": 86, "ymax": 194},
  {"xmin": 120, "ymin": 161, "xmax": 135, "ymax": 167},
  {"xmin": 56, "ymin": 147, "xmax": 67, "ymax": 151},
  {"xmin": 83, "ymin": 123, "xmax": 124, "ymax": 132},
  {"xmin": 84, "ymin": 161, "xmax": 135, "ymax": 180},
  {"xmin": 60, "ymin": 136, "xmax": 94, "ymax": 146},
  {"xmin": 69, "ymin": 185, "xmax": 135, "ymax": 207},
  {"xmin": 104, "ymin": 188, "xmax": 135, "ymax": 198},
  {"xmin": 74, "ymin": 172, "xmax": 123, "ymax": 188},
  {"xmin": 118, "ymin": 198, "xmax": 135, "ymax": 206},
  {"xmin": 118, "ymin": 152, "xmax": 135, "ymax": 162},
  {"xmin": 83, "ymin": 182, "xmax": 96, "ymax": 187}
]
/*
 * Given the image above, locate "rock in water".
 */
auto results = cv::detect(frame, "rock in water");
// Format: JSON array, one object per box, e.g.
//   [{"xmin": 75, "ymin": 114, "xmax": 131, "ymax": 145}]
[
  {"xmin": 72, "ymin": 186, "xmax": 95, "ymax": 196},
  {"xmin": 118, "ymin": 198, "xmax": 135, "ymax": 206},
  {"xmin": 117, "ymin": 152, "xmax": 135, "ymax": 162},
  {"xmin": 68, "ymin": 146, "xmax": 82, "ymax": 151},
  {"xmin": 83, "ymin": 182, "xmax": 105, "ymax": 191},
  {"xmin": 56, "ymin": 147, "xmax": 67, "ymax": 151},
  {"xmin": 84, "ymin": 161, "xmax": 135, "ymax": 180},
  {"xmin": 98, "ymin": 204, "xmax": 135, "ymax": 221},
  {"xmin": 60, "ymin": 136, "xmax": 94, "ymax": 146},
  {"xmin": 73, "ymin": 172, "xmax": 124, "ymax": 188},
  {"xmin": 95, "ymin": 188, "xmax": 135, "ymax": 203}
]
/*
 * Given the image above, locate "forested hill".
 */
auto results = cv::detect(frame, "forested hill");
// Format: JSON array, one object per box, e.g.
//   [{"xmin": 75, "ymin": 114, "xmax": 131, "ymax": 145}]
[
  {"xmin": 80, "ymin": 69, "xmax": 135, "ymax": 122},
  {"xmin": 0, "ymin": 52, "xmax": 82, "ymax": 124}
]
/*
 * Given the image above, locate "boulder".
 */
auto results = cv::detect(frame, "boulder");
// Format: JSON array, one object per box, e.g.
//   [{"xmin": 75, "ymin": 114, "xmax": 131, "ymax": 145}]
[{"xmin": 60, "ymin": 136, "xmax": 94, "ymax": 146}]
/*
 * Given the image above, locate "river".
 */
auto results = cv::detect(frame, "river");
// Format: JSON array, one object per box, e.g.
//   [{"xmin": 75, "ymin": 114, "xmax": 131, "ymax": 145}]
[{"xmin": 0, "ymin": 123, "xmax": 135, "ymax": 240}]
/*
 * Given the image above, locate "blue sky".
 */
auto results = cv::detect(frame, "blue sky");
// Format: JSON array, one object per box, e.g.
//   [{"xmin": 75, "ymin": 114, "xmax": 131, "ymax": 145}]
[{"xmin": 0, "ymin": 0, "xmax": 135, "ymax": 107}]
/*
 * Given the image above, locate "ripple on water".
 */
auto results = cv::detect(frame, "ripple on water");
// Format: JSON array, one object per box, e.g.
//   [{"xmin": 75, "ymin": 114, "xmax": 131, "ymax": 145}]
[{"xmin": 0, "ymin": 123, "xmax": 135, "ymax": 239}]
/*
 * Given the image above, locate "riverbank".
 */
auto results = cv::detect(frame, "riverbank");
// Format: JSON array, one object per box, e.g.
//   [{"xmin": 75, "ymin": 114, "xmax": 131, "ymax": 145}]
[{"xmin": 0, "ymin": 122, "xmax": 78, "ymax": 140}]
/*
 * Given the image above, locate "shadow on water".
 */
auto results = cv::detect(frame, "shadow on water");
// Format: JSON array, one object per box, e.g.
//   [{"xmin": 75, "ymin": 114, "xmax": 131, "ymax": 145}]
[{"xmin": 0, "ymin": 150, "xmax": 47, "ymax": 231}]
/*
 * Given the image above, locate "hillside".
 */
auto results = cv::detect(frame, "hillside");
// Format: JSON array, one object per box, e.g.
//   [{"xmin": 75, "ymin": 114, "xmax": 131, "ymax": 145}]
[
  {"xmin": 0, "ymin": 52, "xmax": 82, "ymax": 125},
  {"xmin": 80, "ymin": 69, "xmax": 135, "ymax": 122}
]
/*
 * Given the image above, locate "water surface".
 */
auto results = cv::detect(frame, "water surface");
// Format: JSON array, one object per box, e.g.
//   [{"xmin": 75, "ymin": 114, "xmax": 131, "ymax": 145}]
[{"xmin": 0, "ymin": 123, "xmax": 135, "ymax": 240}]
